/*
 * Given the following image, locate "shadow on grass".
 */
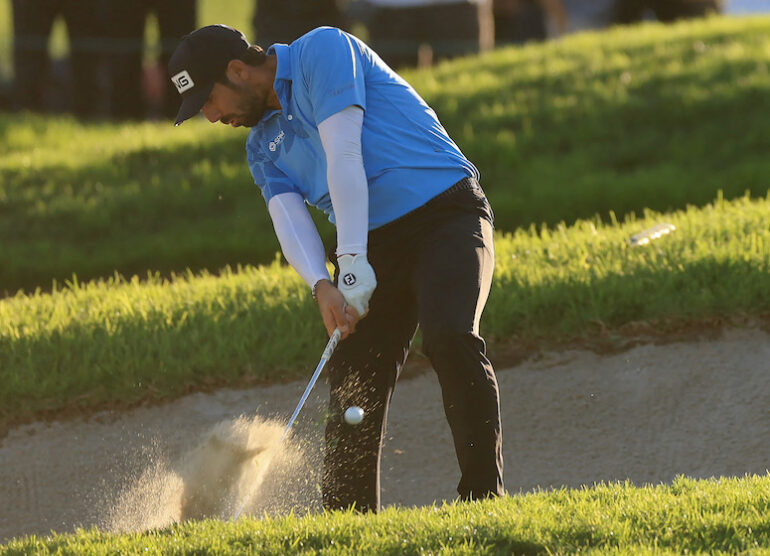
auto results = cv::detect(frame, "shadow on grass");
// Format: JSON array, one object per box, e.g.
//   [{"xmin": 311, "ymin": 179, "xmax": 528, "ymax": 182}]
[
  {"xmin": 485, "ymin": 256, "xmax": 770, "ymax": 341},
  {"xmin": 3, "ymin": 256, "xmax": 768, "ymax": 429},
  {"xmin": 2, "ymin": 19, "xmax": 769, "ymax": 292}
]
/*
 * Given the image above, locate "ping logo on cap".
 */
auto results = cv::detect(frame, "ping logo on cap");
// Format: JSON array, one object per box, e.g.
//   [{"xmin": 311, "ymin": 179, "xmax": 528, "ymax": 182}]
[{"xmin": 172, "ymin": 70, "xmax": 195, "ymax": 94}]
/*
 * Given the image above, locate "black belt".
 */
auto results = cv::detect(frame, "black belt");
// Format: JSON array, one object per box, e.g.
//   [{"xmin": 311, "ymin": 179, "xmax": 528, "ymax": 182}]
[
  {"xmin": 370, "ymin": 176, "xmax": 482, "ymax": 237},
  {"xmin": 431, "ymin": 176, "xmax": 481, "ymax": 202}
]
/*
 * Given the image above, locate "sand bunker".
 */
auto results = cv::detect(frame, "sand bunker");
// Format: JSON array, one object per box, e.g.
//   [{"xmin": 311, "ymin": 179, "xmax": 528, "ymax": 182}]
[{"xmin": 1, "ymin": 326, "xmax": 769, "ymax": 542}]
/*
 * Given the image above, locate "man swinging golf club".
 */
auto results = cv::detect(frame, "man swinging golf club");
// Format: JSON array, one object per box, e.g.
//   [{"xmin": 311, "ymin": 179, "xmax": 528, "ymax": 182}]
[{"xmin": 169, "ymin": 24, "xmax": 504, "ymax": 512}]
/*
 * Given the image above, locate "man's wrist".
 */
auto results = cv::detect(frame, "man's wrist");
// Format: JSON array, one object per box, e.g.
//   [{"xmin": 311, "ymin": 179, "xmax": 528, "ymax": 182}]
[
  {"xmin": 335, "ymin": 254, "xmax": 377, "ymax": 317},
  {"xmin": 312, "ymin": 278, "xmax": 331, "ymax": 300}
]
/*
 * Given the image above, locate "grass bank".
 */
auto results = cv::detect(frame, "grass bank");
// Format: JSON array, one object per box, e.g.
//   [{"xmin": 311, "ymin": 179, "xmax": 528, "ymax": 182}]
[
  {"xmin": 3, "ymin": 475, "xmax": 769, "ymax": 554},
  {"xmin": 2, "ymin": 16, "xmax": 769, "ymax": 293},
  {"xmin": 2, "ymin": 193, "xmax": 769, "ymax": 425}
]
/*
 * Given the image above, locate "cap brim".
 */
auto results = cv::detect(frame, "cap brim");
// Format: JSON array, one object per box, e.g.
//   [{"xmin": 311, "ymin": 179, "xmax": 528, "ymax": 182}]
[{"xmin": 174, "ymin": 83, "xmax": 214, "ymax": 126}]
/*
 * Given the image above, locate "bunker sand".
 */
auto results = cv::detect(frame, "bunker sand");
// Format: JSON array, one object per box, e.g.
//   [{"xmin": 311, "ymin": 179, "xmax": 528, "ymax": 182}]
[
  {"xmin": 105, "ymin": 416, "xmax": 304, "ymax": 532},
  {"xmin": 1, "ymin": 327, "xmax": 769, "ymax": 541}
]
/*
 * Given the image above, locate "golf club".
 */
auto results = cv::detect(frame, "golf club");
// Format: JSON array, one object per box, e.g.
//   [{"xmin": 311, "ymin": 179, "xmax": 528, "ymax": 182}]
[{"xmin": 231, "ymin": 327, "xmax": 342, "ymax": 520}]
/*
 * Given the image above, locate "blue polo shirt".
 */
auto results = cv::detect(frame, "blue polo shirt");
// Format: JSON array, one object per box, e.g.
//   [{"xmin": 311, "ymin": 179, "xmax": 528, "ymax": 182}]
[{"xmin": 246, "ymin": 27, "xmax": 479, "ymax": 230}]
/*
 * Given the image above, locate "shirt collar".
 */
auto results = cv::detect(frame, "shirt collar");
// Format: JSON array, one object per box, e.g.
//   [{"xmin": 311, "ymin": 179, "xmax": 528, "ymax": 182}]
[
  {"xmin": 256, "ymin": 43, "xmax": 292, "ymax": 128},
  {"xmin": 268, "ymin": 43, "xmax": 292, "ymax": 83}
]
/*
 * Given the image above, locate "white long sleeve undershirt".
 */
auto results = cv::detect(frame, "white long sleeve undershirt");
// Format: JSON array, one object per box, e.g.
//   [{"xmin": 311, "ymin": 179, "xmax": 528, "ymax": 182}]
[
  {"xmin": 318, "ymin": 105, "xmax": 369, "ymax": 256},
  {"xmin": 267, "ymin": 192, "xmax": 330, "ymax": 289},
  {"xmin": 266, "ymin": 105, "xmax": 369, "ymax": 289}
]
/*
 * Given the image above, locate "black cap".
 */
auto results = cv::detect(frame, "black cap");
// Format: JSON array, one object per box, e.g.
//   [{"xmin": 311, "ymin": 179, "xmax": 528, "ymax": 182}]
[{"xmin": 168, "ymin": 25, "xmax": 250, "ymax": 126}]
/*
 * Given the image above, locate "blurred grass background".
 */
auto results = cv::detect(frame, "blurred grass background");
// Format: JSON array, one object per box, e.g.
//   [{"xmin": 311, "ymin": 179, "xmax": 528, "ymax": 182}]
[
  {"xmin": 1, "ymin": 15, "xmax": 769, "ymax": 293},
  {"xmin": 3, "ymin": 192, "xmax": 770, "ymax": 423},
  {"xmin": 1, "ymin": 5, "xmax": 769, "ymax": 548},
  {"xmin": 1, "ymin": 12, "xmax": 769, "ymax": 423}
]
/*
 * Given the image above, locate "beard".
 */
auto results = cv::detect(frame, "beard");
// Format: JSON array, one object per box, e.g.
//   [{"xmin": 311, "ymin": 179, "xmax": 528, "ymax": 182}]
[
  {"xmin": 238, "ymin": 90, "xmax": 268, "ymax": 127},
  {"xmin": 225, "ymin": 81, "xmax": 269, "ymax": 128}
]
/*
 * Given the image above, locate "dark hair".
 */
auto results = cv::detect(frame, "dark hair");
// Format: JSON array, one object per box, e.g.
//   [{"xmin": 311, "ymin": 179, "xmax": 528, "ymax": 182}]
[
  {"xmin": 239, "ymin": 44, "xmax": 267, "ymax": 66},
  {"xmin": 216, "ymin": 45, "xmax": 267, "ymax": 86}
]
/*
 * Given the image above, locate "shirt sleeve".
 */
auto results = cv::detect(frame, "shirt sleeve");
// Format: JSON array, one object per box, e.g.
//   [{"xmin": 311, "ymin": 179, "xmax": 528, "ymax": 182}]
[
  {"xmin": 268, "ymin": 192, "xmax": 330, "ymax": 289},
  {"xmin": 299, "ymin": 28, "xmax": 367, "ymax": 125},
  {"xmin": 318, "ymin": 105, "xmax": 369, "ymax": 256},
  {"xmin": 248, "ymin": 155, "xmax": 302, "ymax": 205}
]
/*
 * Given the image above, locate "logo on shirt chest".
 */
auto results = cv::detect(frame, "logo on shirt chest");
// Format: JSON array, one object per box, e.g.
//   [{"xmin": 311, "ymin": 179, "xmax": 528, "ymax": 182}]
[{"xmin": 268, "ymin": 130, "xmax": 285, "ymax": 152}]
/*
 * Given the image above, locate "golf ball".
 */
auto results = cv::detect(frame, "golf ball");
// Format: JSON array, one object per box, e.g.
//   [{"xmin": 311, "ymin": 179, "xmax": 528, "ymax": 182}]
[{"xmin": 344, "ymin": 406, "xmax": 364, "ymax": 425}]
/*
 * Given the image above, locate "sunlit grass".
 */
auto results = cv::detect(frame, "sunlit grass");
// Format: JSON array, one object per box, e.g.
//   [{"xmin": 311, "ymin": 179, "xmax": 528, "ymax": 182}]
[
  {"xmin": 3, "ymin": 193, "xmax": 769, "ymax": 422},
  {"xmin": 486, "ymin": 191, "xmax": 770, "ymax": 338},
  {"xmin": 1, "ymin": 16, "xmax": 769, "ymax": 292},
  {"xmin": 3, "ymin": 475, "xmax": 769, "ymax": 554},
  {"xmin": 404, "ymin": 16, "xmax": 770, "ymax": 230},
  {"xmin": 2, "ymin": 15, "xmax": 769, "ymax": 553}
]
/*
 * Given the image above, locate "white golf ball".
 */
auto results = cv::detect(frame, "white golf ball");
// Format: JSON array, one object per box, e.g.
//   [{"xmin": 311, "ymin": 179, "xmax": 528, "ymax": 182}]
[{"xmin": 344, "ymin": 406, "xmax": 364, "ymax": 425}]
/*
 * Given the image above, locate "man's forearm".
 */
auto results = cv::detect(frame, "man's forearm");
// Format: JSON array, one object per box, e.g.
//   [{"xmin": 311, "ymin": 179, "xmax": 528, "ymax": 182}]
[
  {"xmin": 267, "ymin": 192, "xmax": 330, "ymax": 289},
  {"xmin": 318, "ymin": 105, "xmax": 377, "ymax": 318}
]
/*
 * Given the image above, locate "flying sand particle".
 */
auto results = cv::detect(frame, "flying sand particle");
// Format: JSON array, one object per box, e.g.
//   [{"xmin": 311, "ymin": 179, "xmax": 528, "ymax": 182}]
[{"xmin": 104, "ymin": 415, "xmax": 318, "ymax": 532}]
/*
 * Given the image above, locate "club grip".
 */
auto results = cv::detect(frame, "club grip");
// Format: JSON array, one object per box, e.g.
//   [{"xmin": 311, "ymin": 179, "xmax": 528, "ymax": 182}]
[{"xmin": 322, "ymin": 328, "xmax": 342, "ymax": 360}]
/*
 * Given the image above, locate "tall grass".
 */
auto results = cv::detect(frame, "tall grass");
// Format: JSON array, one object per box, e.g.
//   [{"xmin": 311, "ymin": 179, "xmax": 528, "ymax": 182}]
[
  {"xmin": 486, "ymin": 192, "xmax": 770, "ymax": 338},
  {"xmin": 3, "ymin": 475, "xmax": 769, "ymax": 554},
  {"xmin": 407, "ymin": 16, "xmax": 770, "ymax": 228},
  {"xmin": 1, "ymin": 16, "xmax": 769, "ymax": 293},
  {"xmin": 3, "ymin": 193, "xmax": 769, "ymax": 423},
  {"xmin": 0, "ymin": 118, "xmax": 280, "ymax": 295}
]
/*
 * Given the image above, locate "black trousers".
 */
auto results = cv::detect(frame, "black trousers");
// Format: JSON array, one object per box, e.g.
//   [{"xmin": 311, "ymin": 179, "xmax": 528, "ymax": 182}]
[
  {"xmin": 368, "ymin": 2, "xmax": 494, "ymax": 69},
  {"xmin": 253, "ymin": 0, "xmax": 345, "ymax": 47},
  {"xmin": 102, "ymin": 0, "xmax": 196, "ymax": 120},
  {"xmin": 615, "ymin": 0, "xmax": 722, "ymax": 23},
  {"xmin": 322, "ymin": 177, "xmax": 504, "ymax": 512},
  {"xmin": 11, "ymin": 0, "xmax": 102, "ymax": 116}
]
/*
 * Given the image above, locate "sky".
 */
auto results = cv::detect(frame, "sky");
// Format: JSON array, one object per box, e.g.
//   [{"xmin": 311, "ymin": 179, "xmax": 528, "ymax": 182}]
[{"xmin": 725, "ymin": 0, "xmax": 770, "ymax": 13}]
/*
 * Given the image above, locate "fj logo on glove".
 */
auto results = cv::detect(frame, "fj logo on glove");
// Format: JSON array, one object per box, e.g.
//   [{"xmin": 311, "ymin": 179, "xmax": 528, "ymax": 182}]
[{"xmin": 343, "ymin": 273, "xmax": 357, "ymax": 286}]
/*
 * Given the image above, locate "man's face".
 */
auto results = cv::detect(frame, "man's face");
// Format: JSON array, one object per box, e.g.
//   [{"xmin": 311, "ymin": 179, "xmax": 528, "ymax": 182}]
[{"xmin": 201, "ymin": 78, "xmax": 269, "ymax": 128}]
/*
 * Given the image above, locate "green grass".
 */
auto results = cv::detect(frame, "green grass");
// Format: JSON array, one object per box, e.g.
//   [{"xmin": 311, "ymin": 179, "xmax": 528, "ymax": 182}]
[
  {"xmin": 3, "ymin": 192, "xmax": 769, "ymax": 424},
  {"xmin": 0, "ymin": 0, "xmax": 12, "ymax": 81},
  {"xmin": 0, "ymin": 117, "xmax": 284, "ymax": 295},
  {"xmin": 2, "ymin": 15, "xmax": 769, "ymax": 554},
  {"xmin": 3, "ymin": 475, "xmax": 770, "ymax": 554},
  {"xmin": 1, "ymin": 16, "xmax": 769, "ymax": 293},
  {"xmin": 408, "ymin": 16, "xmax": 770, "ymax": 229}
]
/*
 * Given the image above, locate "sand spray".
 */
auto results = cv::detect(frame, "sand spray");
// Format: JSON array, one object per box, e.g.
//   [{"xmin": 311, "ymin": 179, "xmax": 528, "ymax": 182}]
[{"xmin": 104, "ymin": 415, "xmax": 321, "ymax": 532}]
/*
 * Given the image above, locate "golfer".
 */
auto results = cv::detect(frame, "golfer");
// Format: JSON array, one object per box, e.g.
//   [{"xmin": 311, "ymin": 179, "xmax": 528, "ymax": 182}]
[{"xmin": 169, "ymin": 24, "xmax": 504, "ymax": 512}]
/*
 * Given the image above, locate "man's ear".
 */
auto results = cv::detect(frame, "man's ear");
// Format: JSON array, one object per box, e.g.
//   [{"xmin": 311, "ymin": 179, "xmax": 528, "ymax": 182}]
[{"xmin": 225, "ymin": 59, "xmax": 250, "ymax": 84}]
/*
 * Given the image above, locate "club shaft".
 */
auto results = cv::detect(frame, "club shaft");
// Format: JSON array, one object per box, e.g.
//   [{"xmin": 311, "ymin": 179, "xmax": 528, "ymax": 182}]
[
  {"xmin": 281, "ymin": 328, "xmax": 341, "ymax": 441},
  {"xmin": 232, "ymin": 327, "xmax": 341, "ymax": 520}
]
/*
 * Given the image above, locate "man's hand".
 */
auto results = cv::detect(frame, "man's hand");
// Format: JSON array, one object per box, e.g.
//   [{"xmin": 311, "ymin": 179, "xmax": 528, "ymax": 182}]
[
  {"xmin": 314, "ymin": 279, "xmax": 359, "ymax": 340},
  {"xmin": 336, "ymin": 254, "xmax": 377, "ymax": 318}
]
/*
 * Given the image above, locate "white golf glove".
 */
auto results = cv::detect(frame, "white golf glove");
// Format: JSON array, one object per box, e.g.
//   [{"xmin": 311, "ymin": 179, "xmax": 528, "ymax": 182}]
[{"xmin": 337, "ymin": 254, "xmax": 377, "ymax": 318}]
